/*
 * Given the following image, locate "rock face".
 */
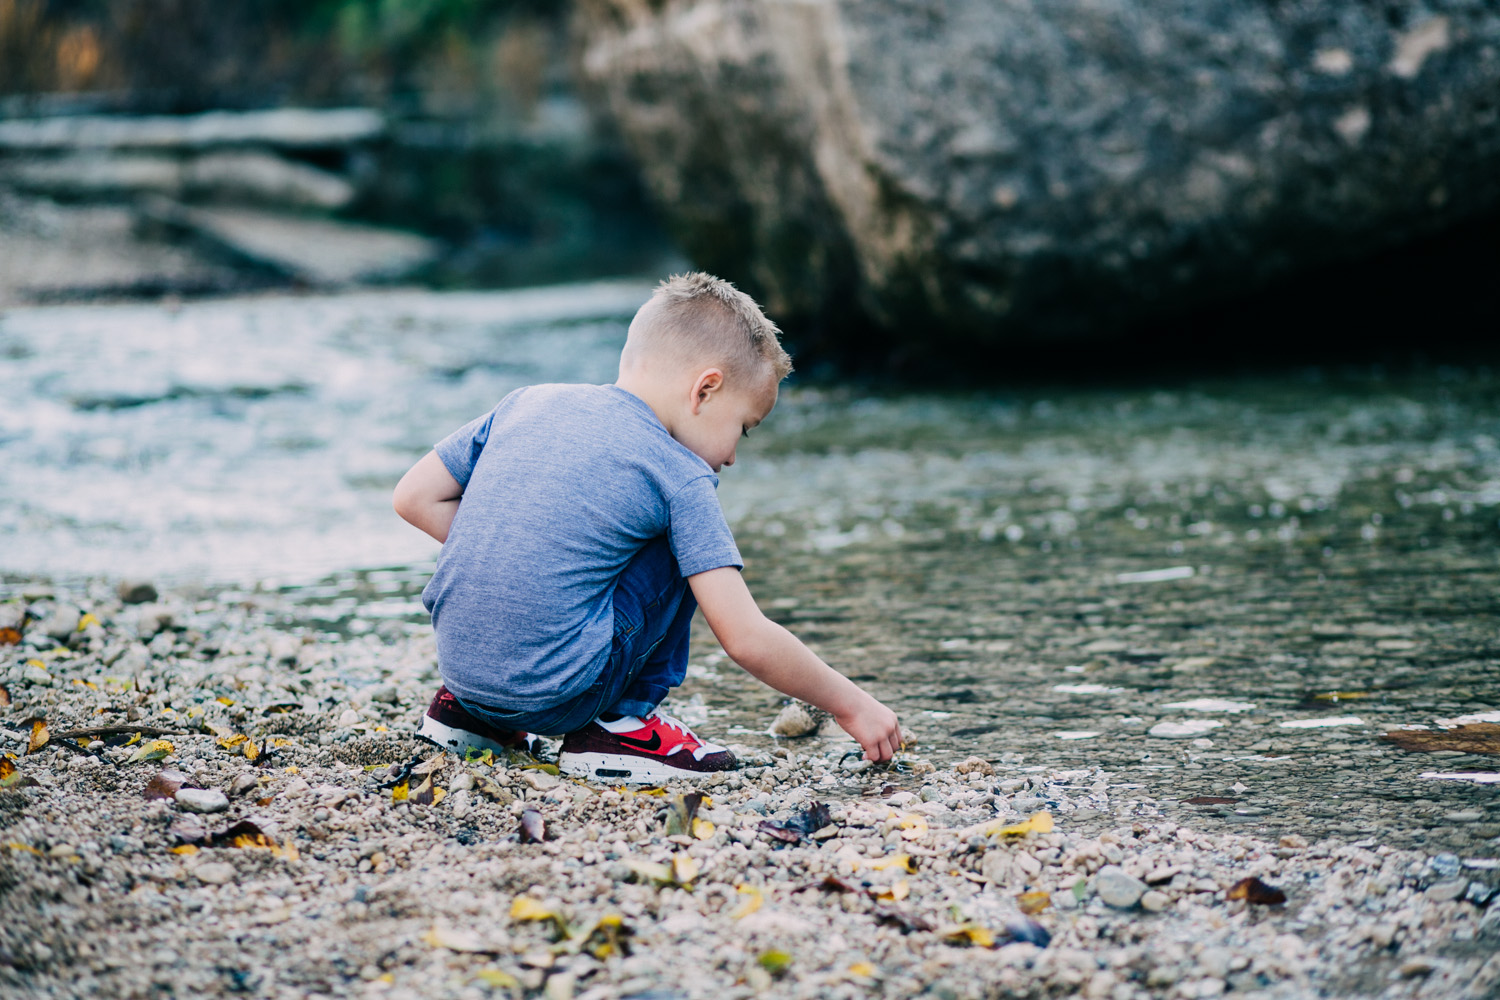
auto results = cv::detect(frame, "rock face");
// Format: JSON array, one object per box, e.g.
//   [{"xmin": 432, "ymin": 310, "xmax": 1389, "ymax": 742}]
[{"xmin": 574, "ymin": 0, "xmax": 1500, "ymax": 356}]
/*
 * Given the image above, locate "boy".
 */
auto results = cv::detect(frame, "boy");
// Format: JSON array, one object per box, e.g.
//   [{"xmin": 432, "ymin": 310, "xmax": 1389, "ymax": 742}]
[{"xmin": 393, "ymin": 273, "xmax": 901, "ymax": 782}]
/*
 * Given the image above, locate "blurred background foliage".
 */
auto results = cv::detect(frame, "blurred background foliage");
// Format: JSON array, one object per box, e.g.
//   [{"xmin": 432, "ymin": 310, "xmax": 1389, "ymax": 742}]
[
  {"xmin": 1, "ymin": 0, "xmax": 564, "ymax": 112},
  {"xmin": 0, "ymin": 0, "xmax": 672, "ymax": 289}
]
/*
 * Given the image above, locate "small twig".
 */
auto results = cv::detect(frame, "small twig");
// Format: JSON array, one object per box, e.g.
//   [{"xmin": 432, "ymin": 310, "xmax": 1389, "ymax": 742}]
[
  {"xmin": 49, "ymin": 725, "xmax": 186, "ymax": 740},
  {"xmin": 52, "ymin": 736, "xmax": 115, "ymax": 765}
]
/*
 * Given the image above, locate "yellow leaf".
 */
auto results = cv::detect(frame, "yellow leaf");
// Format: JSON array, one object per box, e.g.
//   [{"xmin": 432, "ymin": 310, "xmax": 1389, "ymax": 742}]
[
  {"xmin": 692, "ymin": 817, "xmax": 715, "ymax": 840},
  {"xmin": 876, "ymin": 879, "xmax": 910, "ymax": 902},
  {"xmin": 270, "ymin": 738, "xmax": 293, "ymax": 748},
  {"xmin": 944, "ymin": 924, "xmax": 995, "ymax": 948},
  {"xmin": 25, "ymin": 659, "xmax": 47, "ymax": 670},
  {"xmin": 26, "ymin": 719, "xmax": 48, "ymax": 755},
  {"xmin": 636, "ymin": 786, "xmax": 667, "ymax": 796},
  {"xmin": 391, "ymin": 781, "xmax": 409, "ymax": 802},
  {"xmin": 284, "ymin": 766, "xmax": 300, "ymax": 775},
  {"xmin": 758, "ymin": 950, "xmax": 793, "ymax": 975},
  {"xmin": 125, "ymin": 739, "xmax": 173, "ymax": 763},
  {"xmin": 509, "ymin": 896, "xmax": 557, "ymax": 922},
  {"xmin": 730, "ymin": 884, "xmax": 762, "ymax": 919},
  {"xmin": 672, "ymin": 853, "xmax": 700, "ymax": 885},
  {"xmin": 6, "ymin": 841, "xmax": 41, "ymax": 855},
  {"xmin": 216, "ymin": 697, "xmax": 234, "ymax": 706},
  {"xmin": 244, "ymin": 740, "xmax": 260, "ymax": 762},
  {"xmin": 76, "ymin": 613, "xmax": 99, "ymax": 631},
  {"xmin": 865, "ymin": 854, "xmax": 917, "ymax": 874},
  {"xmin": 970, "ymin": 811, "xmax": 1056, "ymax": 839},
  {"xmin": 475, "ymin": 968, "xmax": 519, "ymax": 989},
  {"xmin": 848, "ymin": 962, "xmax": 877, "ymax": 978},
  {"xmin": 170, "ymin": 845, "xmax": 199, "ymax": 855},
  {"xmin": 280, "ymin": 838, "xmax": 300, "ymax": 861},
  {"xmin": 216, "ymin": 734, "xmax": 248, "ymax": 752},
  {"xmin": 1018, "ymin": 890, "xmax": 1051, "ymax": 914}
]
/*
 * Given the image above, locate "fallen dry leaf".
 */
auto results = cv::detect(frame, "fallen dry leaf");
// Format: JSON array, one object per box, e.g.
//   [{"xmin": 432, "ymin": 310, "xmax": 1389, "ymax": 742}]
[
  {"xmin": 143, "ymin": 768, "xmax": 190, "ymax": 801},
  {"xmin": 671, "ymin": 853, "xmax": 700, "ymax": 885},
  {"xmin": 1018, "ymin": 890, "xmax": 1051, "ymax": 914},
  {"xmin": 1227, "ymin": 876, "xmax": 1287, "ymax": 905},
  {"xmin": 26, "ymin": 719, "xmax": 48, "ymax": 755},
  {"xmin": 664, "ymin": 791, "xmax": 706, "ymax": 837},
  {"xmin": 407, "ymin": 774, "xmax": 445, "ymax": 806},
  {"xmin": 0, "ymin": 629, "xmax": 18, "ymax": 647},
  {"xmin": 125, "ymin": 739, "xmax": 173, "ymax": 764},
  {"xmin": 0, "ymin": 682, "xmax": 9, "ymax": 707},
  {"xmin": 519, "ymin": 807, "xmax": 545, "ymax": 843},
  {"xmin": 730, "ymin": 885, "xmax": 763, "ymax": 919},
  {"xmin": 1381, "ymin": 724, "xmax": 1500, "ymax": 756}
]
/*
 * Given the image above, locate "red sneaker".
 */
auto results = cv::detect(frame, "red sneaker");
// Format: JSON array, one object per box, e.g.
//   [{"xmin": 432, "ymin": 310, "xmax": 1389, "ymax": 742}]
[
  {"xmin": 558, "ymin": 710, "xmax": 737, "ymax": 783},
  {"xmin": 416, "ymin": 685, "xmax": 533, "ymax": 756}
]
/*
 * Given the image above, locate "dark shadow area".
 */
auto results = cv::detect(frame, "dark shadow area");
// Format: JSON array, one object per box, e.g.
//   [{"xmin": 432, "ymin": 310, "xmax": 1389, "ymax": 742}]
[{"xmin": 794, "ymin": 212, "xmax": 1500, "ymax": 389}]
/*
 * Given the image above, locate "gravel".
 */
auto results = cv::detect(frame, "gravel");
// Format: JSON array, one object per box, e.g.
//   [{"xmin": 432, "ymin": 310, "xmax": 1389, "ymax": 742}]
[{"xmin": 1, "ymin": 583, "xmax": 1496, "ymax": 1000}]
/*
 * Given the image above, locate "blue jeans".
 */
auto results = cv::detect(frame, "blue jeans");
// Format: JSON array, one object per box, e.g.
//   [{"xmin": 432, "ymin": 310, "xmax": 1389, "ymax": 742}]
[{"xmin": 455, "ymin": 536, "xmax": 696, "ymax": 737}]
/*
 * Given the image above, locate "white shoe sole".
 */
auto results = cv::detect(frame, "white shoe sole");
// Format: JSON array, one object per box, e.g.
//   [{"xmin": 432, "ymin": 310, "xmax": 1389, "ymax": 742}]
[
  {"xmin": 417, "ymin": 715, "xmax": 526, "ymax": 756},
  {"xmin": 557, "ymin": 751, "xmax": 726, "ymax": 784}
]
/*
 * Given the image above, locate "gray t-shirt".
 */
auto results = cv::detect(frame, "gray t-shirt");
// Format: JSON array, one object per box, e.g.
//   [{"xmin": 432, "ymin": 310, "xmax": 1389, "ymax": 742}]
[{"xmin": 421, "ymin": 383, "xmax": 742, "ymax": 710}]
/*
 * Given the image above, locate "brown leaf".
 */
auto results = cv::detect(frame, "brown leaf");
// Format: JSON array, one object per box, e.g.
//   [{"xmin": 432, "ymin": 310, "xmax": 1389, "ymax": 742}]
[
  {"xmin": 26, "ymin": 719, "xmax": 48, "ymax": 755},
  {"xmin": 408, "ymin": 774, "xmax": 445, "ymax": 806},
  {"xmin": 665, "ymin": 791, "xmax": 705, "ymax": 837},
  {"xmin": 1381, "ymin": 724, "xmax": 1500, "ymax": 756},
  {"xmin": 1182, "ymin": 796, "xmax": 1241, "ymax": 805},
  {"xmin": 1226, "ymin": 877, "xmax": 1287, "ymax": 905},
  {"xmin": 519, "ymin": 807, "xmax": 546, "ymax": 843},
  {"xmin": 0, "ymin": 629, "xmax": 19, "ymax": 647},
  {"xmin": 0, "ymin": 683, "xmax": 9, "ymax": 707},
  {"xmin": 143, "ymin": 768, "xmax": 190, "ymax": 801},
  {"xmin": 211, "ymin": 819, "xmax": 276, "ymax": 849}
]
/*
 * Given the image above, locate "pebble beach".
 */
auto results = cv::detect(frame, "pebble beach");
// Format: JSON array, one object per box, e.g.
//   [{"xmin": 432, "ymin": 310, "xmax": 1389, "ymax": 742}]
[{"xmin": 1, "ymin": 582, "xmax": 1496, "ymax": 1000}]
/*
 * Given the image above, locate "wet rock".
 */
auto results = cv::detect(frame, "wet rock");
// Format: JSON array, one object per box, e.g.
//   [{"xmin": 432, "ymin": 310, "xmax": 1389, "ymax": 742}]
[
  {"xmin": 116, "ymin": 580, "xmax": 159, "ymax": 605},
  {"xmin": 575, "ymin": 0, "xmax": 1500, "ymax": 351},
  {"xmin": 769, "ymin": 701, "xmax": 821, "ymax": 738},
  {"xmin": 1095, "ymin": 866, "xmax": 1147, "ymax": 908},
  {"xmin": 175, "ymin": 788, "xmax": 230, "ymax": 814}
]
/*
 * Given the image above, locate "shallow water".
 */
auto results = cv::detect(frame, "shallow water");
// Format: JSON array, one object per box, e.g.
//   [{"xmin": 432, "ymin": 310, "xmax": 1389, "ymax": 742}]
[{"xmin": 3, "ymin": 289, "xmax": 1498, "ymax": 853}]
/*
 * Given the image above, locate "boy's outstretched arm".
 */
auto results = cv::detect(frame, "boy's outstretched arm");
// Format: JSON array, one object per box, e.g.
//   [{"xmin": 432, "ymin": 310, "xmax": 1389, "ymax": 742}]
[
  {"xmin": 393, "ymin": 451, "xmax": 463, "ymax": 543},
  {"xmin": 689, "ymin": 566, "xmax": 902, "ymax": 762}
]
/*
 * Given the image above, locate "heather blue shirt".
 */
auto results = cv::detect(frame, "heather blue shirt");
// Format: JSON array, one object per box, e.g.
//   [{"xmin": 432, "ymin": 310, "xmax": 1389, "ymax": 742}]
[{"xmin": 421, "ymin": 384, "xmax": 743, "ymax": 710}]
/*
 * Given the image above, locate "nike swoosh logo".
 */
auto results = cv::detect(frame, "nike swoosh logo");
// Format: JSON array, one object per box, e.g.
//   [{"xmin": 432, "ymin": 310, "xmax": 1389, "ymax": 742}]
[{"xmin": 616, "ymin": 732, "xmax": 662, "ymax": 751}]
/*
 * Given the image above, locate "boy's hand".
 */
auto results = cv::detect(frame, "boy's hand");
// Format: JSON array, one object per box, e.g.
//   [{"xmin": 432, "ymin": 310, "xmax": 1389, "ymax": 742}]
[
  {"xmin": 834, "ymin": 693, "xmax": 903, "ymax": 763},
  {"xmin": 689, "ymin": 566, "xmax": 903, "ymax": 763}
]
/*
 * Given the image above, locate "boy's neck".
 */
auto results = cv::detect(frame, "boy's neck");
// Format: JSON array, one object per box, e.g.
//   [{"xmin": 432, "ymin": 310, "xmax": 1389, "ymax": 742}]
[{"xmin": 614, "ymin": 370, "xmax": 680, "ymax": 436}]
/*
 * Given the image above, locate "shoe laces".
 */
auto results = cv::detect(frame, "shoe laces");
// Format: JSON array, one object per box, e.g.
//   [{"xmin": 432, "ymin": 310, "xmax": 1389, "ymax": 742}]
[{"xmin": 643, "ymin": 710, "xmax": 724, "ymax": 760}]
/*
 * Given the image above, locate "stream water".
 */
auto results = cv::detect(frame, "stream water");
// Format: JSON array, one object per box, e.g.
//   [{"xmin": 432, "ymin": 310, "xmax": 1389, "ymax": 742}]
[{"xmin": 2, "ymin": 286, "xmax": 1498, "ymax": 855}]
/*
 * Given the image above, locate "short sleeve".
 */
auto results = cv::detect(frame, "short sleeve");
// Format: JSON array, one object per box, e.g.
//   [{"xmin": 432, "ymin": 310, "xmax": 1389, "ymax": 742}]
[
  {"xmin": 433, "ymin": 389, "xmax": 525, "ymax": 487},
  {"xmin": 667, "ymin": 476, "xmax": 743, "ymax": 577}
]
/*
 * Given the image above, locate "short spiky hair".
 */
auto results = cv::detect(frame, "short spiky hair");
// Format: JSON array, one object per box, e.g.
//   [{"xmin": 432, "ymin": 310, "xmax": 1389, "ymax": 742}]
[{"xmin": 622, "ymin": 272, "xmax": 793, "ymax": 383}]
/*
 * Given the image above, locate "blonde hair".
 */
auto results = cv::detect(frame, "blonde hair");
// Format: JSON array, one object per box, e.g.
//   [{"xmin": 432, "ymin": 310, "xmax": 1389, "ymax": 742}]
[{"xmin": 622, "ymin": 272, "xmax": 793, "ymax": 384}]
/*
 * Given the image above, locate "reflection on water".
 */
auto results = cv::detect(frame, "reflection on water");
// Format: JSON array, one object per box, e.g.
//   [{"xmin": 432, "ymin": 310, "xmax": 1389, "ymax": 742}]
[
  {"xmin": 0, "ymin": 282, "xmax": 650, "ymax": 584},
  {"xmin": 3, "ymin": 290, "xmax": 1498, "ymax": 849}
]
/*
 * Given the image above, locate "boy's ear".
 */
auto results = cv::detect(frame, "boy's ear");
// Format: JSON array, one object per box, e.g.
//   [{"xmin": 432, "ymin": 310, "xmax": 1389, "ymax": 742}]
[{"xmin": 690, "ymin": 368, "xmax": 725, "ymax": 412}]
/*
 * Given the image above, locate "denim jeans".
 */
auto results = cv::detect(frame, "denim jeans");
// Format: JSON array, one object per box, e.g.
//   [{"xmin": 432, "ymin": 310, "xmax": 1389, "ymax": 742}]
[{"xmin": 455, "ymin": 535, "xmax": 696, "ymax": 737}]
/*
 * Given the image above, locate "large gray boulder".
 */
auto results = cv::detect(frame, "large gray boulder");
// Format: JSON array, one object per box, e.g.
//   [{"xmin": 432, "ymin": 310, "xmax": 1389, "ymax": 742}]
[{"xmin": 574, "ymin": 0, "xmax": 1500, "ymax": 355}]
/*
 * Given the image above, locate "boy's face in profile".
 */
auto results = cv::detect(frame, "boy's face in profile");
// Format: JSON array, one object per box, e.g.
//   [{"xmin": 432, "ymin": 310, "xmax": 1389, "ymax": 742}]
[{"xmin": 676, "ymin": 373, "xmax": 779, "ymax": 473}]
